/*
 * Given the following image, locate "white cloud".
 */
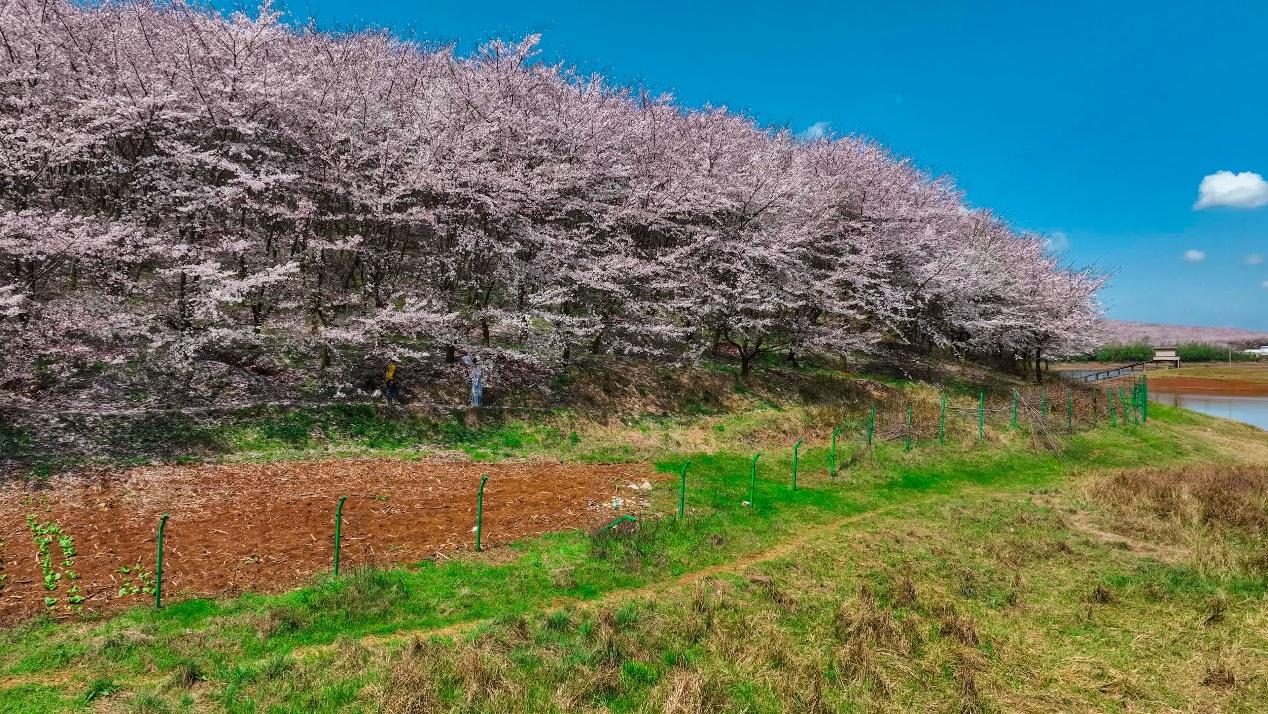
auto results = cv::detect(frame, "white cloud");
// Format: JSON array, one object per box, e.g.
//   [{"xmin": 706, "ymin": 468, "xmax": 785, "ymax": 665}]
[
  {"xmin": 1043, "ymin": 230, "xmax": 1070, "ymax": 253},
  {"xmin": 1194, "ymin": 170, "xmax": 1268, "ymax": 209},
  {"xmin": 1247, "ymin": 253, "xmax": 1265, "ymax": 265},
  {"xmin": 1262, "ymin": 280, "xmax": 1268, "ymax": 288},
  {"xmin": 800, "ymin": 121, "xmax": 831, "ymax": 141},
  {"xmin": 1183, "ymin": 249, "xmax": 1206, "ymax": 262}
]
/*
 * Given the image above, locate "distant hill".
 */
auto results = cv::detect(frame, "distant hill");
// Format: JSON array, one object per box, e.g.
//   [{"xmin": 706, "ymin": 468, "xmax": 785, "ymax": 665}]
[{"xmin": 1100, "ymin": 320, "xmax": 1268, "ymax": 347}]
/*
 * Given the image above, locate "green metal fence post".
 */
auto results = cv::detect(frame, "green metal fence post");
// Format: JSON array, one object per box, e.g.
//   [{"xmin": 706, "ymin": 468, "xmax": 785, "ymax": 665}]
[
  {"xmin": 601, "ymin": 514, "xmax": 638, "ymax": 532},
  {"xmin": 829, "ymin": 427, "xmax": 842, "ymax": 476},
  {"xmin": 938, "ymin": 391, "xmax": 946, "ymax": 445},
  {"xmin": 678, "ymin": 460, "xmax": 690, "ymax": 519},
  {"xmin": 333, "ymin": 496, "xmax": 346, "ymax": 576},
  {"xmin": 791, "ymin": 439, "xmax": 802, "ymax": 491},
  {"xmin": 475, "ymin": 474, "xmax": 489, "ymax": 551},
  {"xmin": 154, "ymin": 513, "xmax": 169, "ymax": 609},
  {"xmin": 1142, "ymin": 378, "xmax": 1149, "ymax": 423},
  {"xmin": 1119, "ymin": 386, "xmax": 1133, "ymax": 424},
  {"xmin": 866, "ymin": 402, "xmax": 876, "ymax": 446},
  {"xmin": 1011, "ymin": 389, "xmax": 1018, "ymax": 429},
  {"xmin": 904, "ymin": 403, "xmax": 913, "ymax": 452},
  {"xmin": 747, "ymin": 453, "xmax": 761, "ymax": 507}
]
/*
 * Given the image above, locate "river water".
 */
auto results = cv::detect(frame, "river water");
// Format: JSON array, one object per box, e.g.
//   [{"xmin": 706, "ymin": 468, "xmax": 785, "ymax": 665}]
[{"xmin": 1148, "ymin": 390, "xmax": 1268, "ymax": 431}]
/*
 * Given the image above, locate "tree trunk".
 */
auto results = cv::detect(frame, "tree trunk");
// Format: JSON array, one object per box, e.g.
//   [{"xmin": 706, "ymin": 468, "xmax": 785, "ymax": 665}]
[
  {"xmin": 1035, "ymin": 348, "xmax": 1043, "ymax": 384},
  {"xmin": 445, "ymin": 344, "xmax": 456, "ymax": 363}
]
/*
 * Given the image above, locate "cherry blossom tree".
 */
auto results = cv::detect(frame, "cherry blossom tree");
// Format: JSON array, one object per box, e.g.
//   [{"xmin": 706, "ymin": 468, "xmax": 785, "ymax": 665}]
[{"xmin": 0, "ymin": 0, "xmax": 1104, "ymax": 403}]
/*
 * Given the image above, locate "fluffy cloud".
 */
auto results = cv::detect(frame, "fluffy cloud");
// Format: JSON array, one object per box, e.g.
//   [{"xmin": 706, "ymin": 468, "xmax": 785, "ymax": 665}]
[
  {"xmin": 1044, "ymin": 230, "xmax": 1070, "ymax": 253},
  {"xmin": 1194, "ymin": 170, "xmax": 1268, "ymax": 209},
  {"xmin": 1247, "ymin": 253, "xmax": 1265, "ymax": 266},
  {"xmin": 1183, "ymin": 249, "xmax": 1206, "ymax": 262},
  {"xmin": 800, "ymin": 121, "xmax": 831, "ymax": 141}
]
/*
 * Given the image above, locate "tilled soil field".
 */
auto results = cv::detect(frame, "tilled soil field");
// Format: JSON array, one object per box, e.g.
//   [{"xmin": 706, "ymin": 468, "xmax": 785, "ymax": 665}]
[
  {"xmin": 0, "ymin": 459, "xmax": 657, "ymax": 624},
  {"xmin": 1147, "ymin": 376, "xmax": 1268, "ymax": 395}
]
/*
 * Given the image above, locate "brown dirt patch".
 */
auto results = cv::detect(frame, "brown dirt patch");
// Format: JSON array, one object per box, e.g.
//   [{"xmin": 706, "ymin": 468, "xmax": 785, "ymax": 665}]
[
  {"xmin": 0, "ymin": 460, "xmax": 658, "ymax": 624},
  {"xmin": 1146, "ymin": 376, "xmax": 1268, "ymax": 396}
]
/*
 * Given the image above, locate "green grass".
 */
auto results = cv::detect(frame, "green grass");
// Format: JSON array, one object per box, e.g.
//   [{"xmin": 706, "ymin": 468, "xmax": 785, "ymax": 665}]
[
  {"xmin": 0, "ymin": 375, "xmax": 1262, "ymax": 711},
  {"xmin": 0, "ymin": 398, "xmax": 1248, "ymax": 712},
  {"xmin": 168, "ymin": 472, "xmax": 1268, "ymax": 712}
]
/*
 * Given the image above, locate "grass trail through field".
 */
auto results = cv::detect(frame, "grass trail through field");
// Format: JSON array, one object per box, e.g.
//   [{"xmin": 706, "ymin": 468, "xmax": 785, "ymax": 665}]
[{"xmin": 296, "ymin": 503, "xmax": 902, "ymax": 659}]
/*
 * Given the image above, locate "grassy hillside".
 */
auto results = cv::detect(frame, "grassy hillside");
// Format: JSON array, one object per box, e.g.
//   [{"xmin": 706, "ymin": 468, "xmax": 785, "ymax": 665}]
[{"xmin": 1, "ymin": 365, "xmax": 1266, "ymax": 712}]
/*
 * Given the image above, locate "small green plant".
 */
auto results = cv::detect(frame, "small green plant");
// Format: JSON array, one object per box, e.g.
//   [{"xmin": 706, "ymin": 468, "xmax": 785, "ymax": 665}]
[
  {"xmin": 117, "ymin": 564, "xmax": 157, "ymax": 597},
  {"xmin": 27, "ymin": 515, "xmax": 82, "ymax": 612},
  {"xmin": 27, "ymin": 462, "xmax": 52, "ymax": 486},
  {"xmin": 83, "ymin": 677, "xmax": 120, "ymax": 702}
]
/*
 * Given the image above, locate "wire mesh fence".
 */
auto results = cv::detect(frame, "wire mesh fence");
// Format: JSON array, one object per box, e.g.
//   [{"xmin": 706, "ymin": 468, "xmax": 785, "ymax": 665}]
[{"xmin": 2, "ymin": 376, "xmax": 1151, "ymax": 618}]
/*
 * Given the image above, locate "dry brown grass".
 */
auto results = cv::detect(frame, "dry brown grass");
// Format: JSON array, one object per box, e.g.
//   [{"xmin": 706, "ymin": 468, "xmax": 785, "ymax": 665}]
[
  {"xmin": 377, "ymin": 639, "xmax": 446, "ymax": 714},
  {"xmin": 1087, "ymin": 465, "xmax": 1268, "ymax": 534},
  {"xmin": 1079, "ymin": 465, "xmax": 1268, "ymax": 577}
]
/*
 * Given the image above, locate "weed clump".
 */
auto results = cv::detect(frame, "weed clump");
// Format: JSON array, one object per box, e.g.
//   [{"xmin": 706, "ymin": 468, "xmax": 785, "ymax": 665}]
[
  {"xmin": 654, "ymin": 668, "xmax": 726, "ymax": 714},
  {"xmin": 1087, "ymin": 583, "xmax": 1115, "ymax": 604},
  {"xmin": 832, "ymin": 583, "xmax": 916, "ymax": 696},
  {"xmin": 168, "ymin": 659, "xmax": 204, "ymax": 689},
  {"xmin": 1201, "ymin": 653, "xmax": 1238, "ymax": 689},
  {"xmin": 934, "ymin": 602, "xmax": 980, "ymax": 646},
  {"xmin": 894, "ymin": 573, "xmax": 919, "ymax": 609},
  {"xmin": 377, "ymin": 638, "xmax": 447, "ymax": 713},
  {"xmin": 82, "ymin": 677, "xmax": 120, "ymax": 703}
]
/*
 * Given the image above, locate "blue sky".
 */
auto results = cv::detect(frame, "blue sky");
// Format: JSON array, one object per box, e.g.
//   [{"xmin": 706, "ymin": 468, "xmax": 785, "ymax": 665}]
[{"xmin": 227, "ymin": 0, "xmax": 1268, "ymax": 329}]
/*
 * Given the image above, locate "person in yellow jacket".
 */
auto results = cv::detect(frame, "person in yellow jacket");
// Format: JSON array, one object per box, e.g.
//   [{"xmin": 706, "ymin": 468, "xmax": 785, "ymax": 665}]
[{"xmin": 383, "ymin": 362, "xmax": 400, "ymax": 403}]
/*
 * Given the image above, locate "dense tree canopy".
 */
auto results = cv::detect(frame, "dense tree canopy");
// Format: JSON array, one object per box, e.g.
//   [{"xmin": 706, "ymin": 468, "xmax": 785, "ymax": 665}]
[{"xmin": 0, "ymin": 0, "xmax": 1103, "ymax": 401}]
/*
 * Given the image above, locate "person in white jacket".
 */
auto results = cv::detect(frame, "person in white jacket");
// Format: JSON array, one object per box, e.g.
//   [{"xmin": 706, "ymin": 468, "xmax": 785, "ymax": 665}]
[{"xmin": 462, "ymin": 355, "xmax": 484, "ymax": 407}]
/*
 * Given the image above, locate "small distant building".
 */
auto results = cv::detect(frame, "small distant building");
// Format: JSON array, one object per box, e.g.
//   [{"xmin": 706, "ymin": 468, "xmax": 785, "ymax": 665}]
[
  {"xmin": 1152, "ymin": 347, "xmax": 1180, "ymax": 366},
  {"xmin": 1246, "ymin": 345, "xmax": 1268, "ymax": 357}
]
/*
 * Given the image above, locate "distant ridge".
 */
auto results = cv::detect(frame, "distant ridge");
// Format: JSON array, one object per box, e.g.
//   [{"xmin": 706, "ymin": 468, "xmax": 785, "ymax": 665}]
[{"xmin": 1100, "ymin": 320, "xmax": 1268, "ymax": 346}]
